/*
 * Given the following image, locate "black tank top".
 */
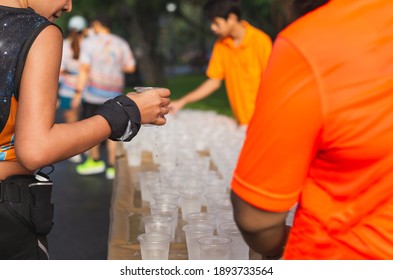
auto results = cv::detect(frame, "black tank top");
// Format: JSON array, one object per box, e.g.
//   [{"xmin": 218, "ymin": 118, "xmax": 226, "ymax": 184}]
[{"xmin": 0, "ymin": 6, "xmax": 57, "ymax": 160}]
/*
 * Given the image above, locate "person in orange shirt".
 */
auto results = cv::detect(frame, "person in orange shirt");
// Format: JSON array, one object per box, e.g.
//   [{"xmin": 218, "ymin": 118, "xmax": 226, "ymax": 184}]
[
  {"xmin": 231, "ymin": 0, "xmax": 393, "ymax": 259},
  {"xmin": 169, "ymin": 0, "xmax": 272, "ymax": 125}
]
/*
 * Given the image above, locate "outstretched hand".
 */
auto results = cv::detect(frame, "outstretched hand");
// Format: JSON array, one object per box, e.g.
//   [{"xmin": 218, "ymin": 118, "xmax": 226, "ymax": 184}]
[
  {"xmin": 126, "ymin": 88, "xmax": 171, "ymax": 126},
  {"xmin": 168, "ymin": 99, "xmax": 186, "ymax": 115}
]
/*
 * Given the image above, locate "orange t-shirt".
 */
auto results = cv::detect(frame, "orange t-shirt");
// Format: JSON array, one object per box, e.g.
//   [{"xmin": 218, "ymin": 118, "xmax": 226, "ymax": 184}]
[
  {"xmin": 232, "ymin": 0, "xmax": 393, "ymax": 259},
  {"xmin": 206, "ymin": 21, "xmax": 272, "ymax": 125}
]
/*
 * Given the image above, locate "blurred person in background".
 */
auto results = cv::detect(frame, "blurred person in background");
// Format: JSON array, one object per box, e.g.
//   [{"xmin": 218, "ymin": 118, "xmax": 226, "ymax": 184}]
[
  {"xmin": 169, "ymin": 0, "xmax": 272, "ymax": 126},
  {"xmin": 73, "ymin": 13, "xmax": 137, "ymax": 180},
  {"xmin": 58, "ymin": 15, "xmax": 88, "ymax": 163},
  {"xmin": 231, "ymin": 0, "xmax": 393, "ymax": 259},
  {"xmin": 0, "ymin": 0, "xmax": 170, "ymax": 259}
]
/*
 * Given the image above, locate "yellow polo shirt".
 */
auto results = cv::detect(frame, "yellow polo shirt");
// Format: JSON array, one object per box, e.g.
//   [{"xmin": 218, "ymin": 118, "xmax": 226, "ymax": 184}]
[{"xmin": 206, "ymin": 21, "xmax": 272, "ymax": 125}]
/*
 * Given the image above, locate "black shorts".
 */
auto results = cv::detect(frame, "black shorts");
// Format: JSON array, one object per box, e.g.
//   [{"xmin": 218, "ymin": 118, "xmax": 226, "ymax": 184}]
[{"xmin": 0, "ymin": 175, "xmax": 54, "ymax": 260}]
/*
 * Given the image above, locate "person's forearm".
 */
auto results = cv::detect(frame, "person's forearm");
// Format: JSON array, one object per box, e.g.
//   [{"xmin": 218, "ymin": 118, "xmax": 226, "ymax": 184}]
[
  {"xmin": 181, "ymin": 78, "xmax": 221, "ymax": 104},
  {"xmin": 76, "ymin": 64, "xmax": 89, "ymax": 92},
  {"xmin": 16, "ymin": 115, "xmax": 111, "ymax": 170},
  {"xmin": 231, "ymin": 191, "xmax": 289, "ymax": 258}
]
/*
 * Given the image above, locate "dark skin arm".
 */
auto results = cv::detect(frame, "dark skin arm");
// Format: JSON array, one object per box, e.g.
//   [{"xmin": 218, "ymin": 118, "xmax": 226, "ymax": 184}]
[{"xmin": 231, "ymin": 191, "xmax": 289, "ymax": 258}]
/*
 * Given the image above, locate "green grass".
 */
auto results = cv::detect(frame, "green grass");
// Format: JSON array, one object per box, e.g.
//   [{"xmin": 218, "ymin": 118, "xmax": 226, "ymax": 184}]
[
  {"xmin": 166, "ymin": 74, "xmax": 233, "ymax": 117},
  {"xmin": 127, "ymin": 73, "xmax": 233, "ymax": 118}
]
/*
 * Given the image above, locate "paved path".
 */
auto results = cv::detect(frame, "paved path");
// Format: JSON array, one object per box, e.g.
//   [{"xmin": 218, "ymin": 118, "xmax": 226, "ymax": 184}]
[
  {"xmin": 47, "ymin": 111, "xmax": 113, "ymax": 260},
  {"xmin": 47, "ymin": 153, "xmax": 113, "ymax": 260}
]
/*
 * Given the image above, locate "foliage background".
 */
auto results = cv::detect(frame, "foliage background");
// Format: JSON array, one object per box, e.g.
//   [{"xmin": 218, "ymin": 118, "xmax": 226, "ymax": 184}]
[
  {"xmin": 55, "ymin": 1, "xmax": 296, "ymax": 118},
  {"xmin": 57, "ymin": 1, "xmax": 294, "ymax": 85}
]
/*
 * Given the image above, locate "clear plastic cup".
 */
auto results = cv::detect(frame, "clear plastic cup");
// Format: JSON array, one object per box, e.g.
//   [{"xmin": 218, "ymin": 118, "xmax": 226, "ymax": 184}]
[
  {"xmin": 143, "ymin": 214, "xmax": 173, "ymax": 238},
  {"xmin": 180, "ymin": 188, "xmax": 202, "ymax": 220},
  {"xmin": 201, "ymin": 177, "xmax": 227, "ymax": 206},
  {"xmin": 217, "ymin": 221, "xmax": 249, "ymax": 260},
  {"xmin": 134, "ymin": 86, "xmax": 155, "ymax": 93},
  {"xmin": 213, "ymin": 198, "xmax": 233, "ymax": 213},
  {"xmin": 198, "ymin": 235, "xmax": 232, "ymax": 260},
  {"xmin": 204, "ymin": 192, "xmax": 230, "ymax": 213},
  {"xmin": 150, "ymin": 203, "xmax": 178, "ymax": 240},
  {"xmin": 186, "ymin": 211, "xmax": 217, "ymax": 226},
  {"xmin": 216, "ymin": 210, "xmax": 234, "ymax": 228},
  {"xmin": 139, "ymin": 171, "xmax": 160, "ymax": 203},
  {"xmin": 149, "ymin": 185, "xmax": 165, "ymax": 206},
  {"xmin": 182, "ymin": 223, "xmax": 215, "ymax": 260},
  {"xmin": 137, "ymin": 232, "xmax": 171, "ymax": 260},
  {"xmin": 153, "ymin": 192, "xmax": 180, "ymax": 206}
]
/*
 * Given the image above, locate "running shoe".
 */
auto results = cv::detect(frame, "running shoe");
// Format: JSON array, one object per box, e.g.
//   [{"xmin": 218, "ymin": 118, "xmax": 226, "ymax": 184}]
[
  {"xmin": 68, "ymin": 154, "xmax": 82, "ymax": 163},
  {"xmin": 105, "ymin": 167, "xmax": 115, "ymax": 180},
  {"xmin": 76, "ymin": 157, "xmax": 105, "ymax": 175}
]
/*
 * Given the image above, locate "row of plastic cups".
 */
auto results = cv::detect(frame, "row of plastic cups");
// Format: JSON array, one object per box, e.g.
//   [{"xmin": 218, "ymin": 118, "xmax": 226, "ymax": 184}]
[
  {"xmin": 141, "ymin": 208, "xmax": 234, "ymax": 244},
  {"xmin": 149, "ymin": 190, "xmax": 234, "ymax": 221},
  {"xmin": 138, "ymin": 215, "xmax": 173, "ymax": 259},
  {"xmin": 139, "ymin": 169, "xmax": 230, "ymax": 205},
  {"xmin": 137, "ymin": 232, "xmax": 171, "ymax": 260},
  {"xmin": 146, "ymin": 188, "xmax": 203, "ymax": 220},
  {"xmin": 137, "ymin": 202, "xmax": 179, "ymax": 260},
  {"xmin": 150, "ymin": 191, "xmax": 233, "ymax": 223},
  {"xmin": 155, "ymin": 191, "xmax": 233, "ymax": 221},
  {"xmin": 138, "ymin": 209, "xmax": 215, "ymax": 260},
  {"xmin": 186, "ymin": 210, "xmax": 234, "ymax": 230},
  {"xmin": 137, "ymin": 190, "xmax": 235, "ymax": 260},
  {"xmin": 137, "ymin": 208, "xmax": 222, "ymax": 260},
  {"xmin": 137, "ymin": 223, "xmax": 245, "ymax": 261},
  {"xmin": 138, "ymin": 205, "xmax": 247, "ymax": 260},
  {"xmin": 150, "ymin": 203, "xmax": 179, "ymax": 241},
  {"xmin": 182, "ymin": 209, "xmax": 248, "ymax": 260},
  {"xmin": 137, "ymin": 209, "xmax": 214, "ymax": 260},
  {"xmin": 148, "ymin": 190, "xmax": 202, "ymax": 221},
  {"xmin": 155, "ymin": 189, "xmax": 231, "ymax": 212},
  {"xmin": 182, "ymin": 221, "xmax": 249, "ymax": 260}
]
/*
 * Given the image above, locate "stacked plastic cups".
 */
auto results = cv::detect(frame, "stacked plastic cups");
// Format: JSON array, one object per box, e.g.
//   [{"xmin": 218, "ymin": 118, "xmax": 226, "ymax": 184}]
[{"xmin": 127, "ymin": 110, "xmax": 249, "ymax": 259}]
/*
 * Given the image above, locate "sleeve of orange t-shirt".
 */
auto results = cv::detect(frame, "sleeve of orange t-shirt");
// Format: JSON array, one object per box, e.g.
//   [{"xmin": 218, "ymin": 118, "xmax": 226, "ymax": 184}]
[
  {"xmin": 206, "ymin": 41, "xmax": 225, "ymax": 80},
  {"xmin": 231, "ymin": 37, "xmax": 323, "ymax": 212}
]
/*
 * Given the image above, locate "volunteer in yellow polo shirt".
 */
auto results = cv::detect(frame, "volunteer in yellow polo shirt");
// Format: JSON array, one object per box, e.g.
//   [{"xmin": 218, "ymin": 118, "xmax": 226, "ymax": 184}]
[{"xmin": 170, "ymin": 0, "xmax": 272, "ymax": 125}]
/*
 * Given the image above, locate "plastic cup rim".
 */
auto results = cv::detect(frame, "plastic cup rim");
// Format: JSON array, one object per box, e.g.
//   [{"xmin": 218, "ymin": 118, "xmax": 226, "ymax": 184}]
[
  {"xmin": 134, "ymin": 86, "xmax": 158, "ymax": 93},
  {"xmin": 218, "ymin": 221, "xmax": 240, "ymax": 235},
  {"xmin": 198, "ymin": 235, "xmax": 232, "ymax": 246},
  {"xmin": 137, "ymin": 232, "xmax": 171, "ymax": 243},
  {"xmin": 143, "ymin": 214, "xmax": 174, "ymax": 223},
  {"xmin": 182, "ymin": 223, "xmax": 215, "ymax": 232},
  {"xmin": 186, "ymin": 211, "xmax": 217, "ymax": 220}
]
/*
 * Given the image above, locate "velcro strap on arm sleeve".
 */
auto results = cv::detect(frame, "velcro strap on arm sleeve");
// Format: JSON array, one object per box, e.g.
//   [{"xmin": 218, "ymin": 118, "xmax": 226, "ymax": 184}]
[{"xmin": 95, "ymin": 95, "xmax": 141, "ymax": 142}]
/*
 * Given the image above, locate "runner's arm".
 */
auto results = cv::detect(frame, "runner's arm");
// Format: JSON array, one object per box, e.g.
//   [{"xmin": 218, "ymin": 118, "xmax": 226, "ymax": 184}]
[{"xmin": 169, "ymin": 78, "xmax": 222, "ymax": 114}]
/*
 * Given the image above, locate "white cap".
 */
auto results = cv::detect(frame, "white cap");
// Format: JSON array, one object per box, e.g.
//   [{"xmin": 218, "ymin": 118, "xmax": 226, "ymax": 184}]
[{"xmin": 68, "ymin": 15, "xmax": 87, "ymax": 32}]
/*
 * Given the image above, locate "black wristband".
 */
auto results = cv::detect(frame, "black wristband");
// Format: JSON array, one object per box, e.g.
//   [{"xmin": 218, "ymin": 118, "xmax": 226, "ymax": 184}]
[{"xmin": 95, "ymin": 95, "xmax": 141, "ymax": 142}]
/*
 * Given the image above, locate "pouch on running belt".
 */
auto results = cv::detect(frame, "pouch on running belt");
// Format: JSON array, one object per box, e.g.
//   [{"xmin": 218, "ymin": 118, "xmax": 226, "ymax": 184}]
[{"xmin": 0, "ymin": 175, "xmax": 54, "ymax": 235}]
